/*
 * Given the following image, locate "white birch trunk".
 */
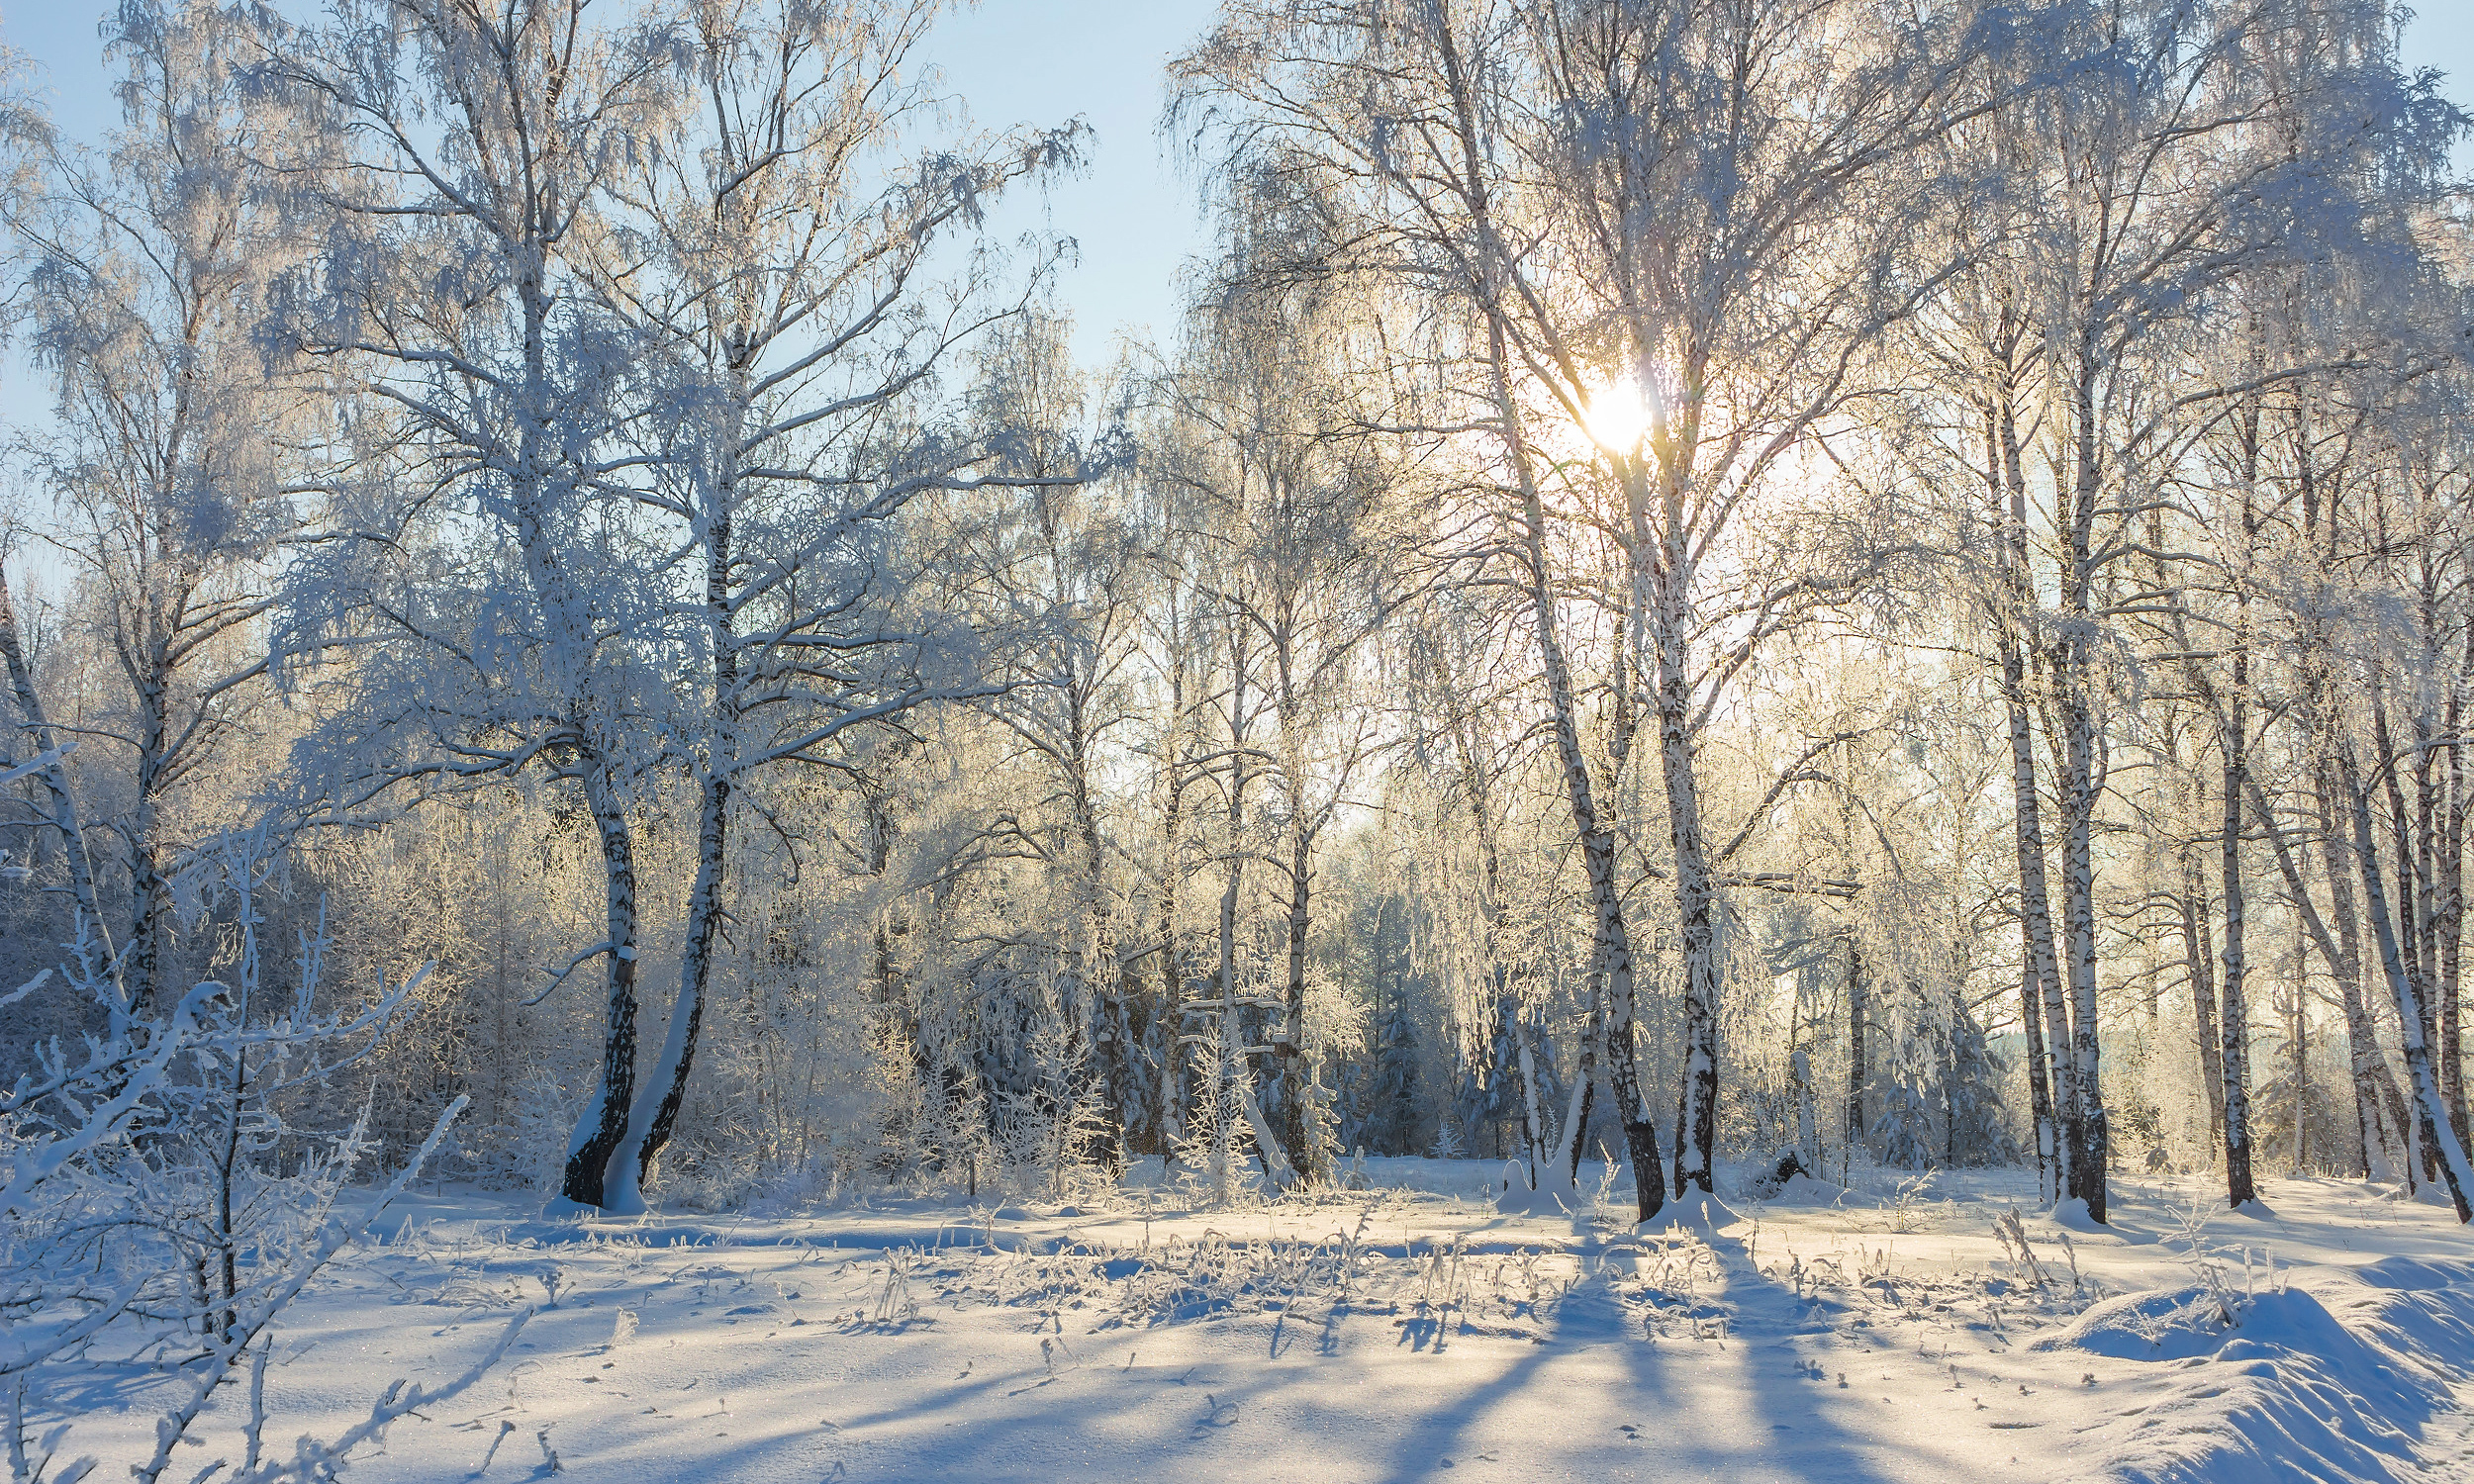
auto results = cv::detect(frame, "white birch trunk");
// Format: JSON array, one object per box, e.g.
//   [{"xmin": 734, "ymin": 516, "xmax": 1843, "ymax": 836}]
[{"xmin": 2338, "ymin": 741, "xmax": 2474, "ymax": 1220}]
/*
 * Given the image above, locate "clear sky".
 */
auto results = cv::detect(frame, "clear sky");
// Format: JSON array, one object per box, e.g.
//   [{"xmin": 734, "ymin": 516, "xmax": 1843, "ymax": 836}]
[
  {"xmin": 0, "ymin": 0, "xmax": 2465, "ymax": 414},
  {"xmin": 0, "ymin": 0, "xmax": 1223, "ymax": 411}
]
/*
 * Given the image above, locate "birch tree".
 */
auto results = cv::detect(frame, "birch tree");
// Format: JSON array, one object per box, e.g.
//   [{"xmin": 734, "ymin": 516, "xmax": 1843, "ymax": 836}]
[
  {"xmin": 7, "ymin": 0, "xmax": 317, "ymax": 1026},
  {"xmin": 576, "ymin": 0, "xmax": 1082, "ymax": 1200},
  {"xmin": 264, "ymin": 0, "xmax": 677, "ymax": 1212}
]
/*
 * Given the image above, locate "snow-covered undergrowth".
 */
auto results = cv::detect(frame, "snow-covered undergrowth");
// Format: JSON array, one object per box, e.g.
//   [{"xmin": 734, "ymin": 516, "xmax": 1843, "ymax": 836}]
[{"xmin": 32, "ymin": 1161, "xmax": 2474, "ymax": 1482}]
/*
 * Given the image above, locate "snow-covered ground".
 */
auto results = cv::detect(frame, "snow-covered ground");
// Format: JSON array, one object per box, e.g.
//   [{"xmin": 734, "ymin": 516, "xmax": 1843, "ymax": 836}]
[{"xmin": 47, "ymin": 1161, "xmax": 2474, "ymax": 1482}]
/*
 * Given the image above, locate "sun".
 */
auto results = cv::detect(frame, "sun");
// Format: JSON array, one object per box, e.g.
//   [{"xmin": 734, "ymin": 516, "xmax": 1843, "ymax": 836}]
[{"xmin": 1580, "ymin": 376, "xmax": 1654, "ymax": 452}]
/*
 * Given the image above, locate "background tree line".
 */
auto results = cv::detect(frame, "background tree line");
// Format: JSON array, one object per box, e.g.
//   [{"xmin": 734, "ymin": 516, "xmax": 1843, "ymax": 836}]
[{"xmin": 4, "ymin": 0, "xmax": 2472, "ymax": 1227}]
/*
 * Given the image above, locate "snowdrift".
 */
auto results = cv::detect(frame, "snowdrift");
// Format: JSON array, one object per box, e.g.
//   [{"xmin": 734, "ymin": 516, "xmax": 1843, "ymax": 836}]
[{"xmin": 2039, "ymin": 1257, "xmax": 2474, "ymax": 1482}]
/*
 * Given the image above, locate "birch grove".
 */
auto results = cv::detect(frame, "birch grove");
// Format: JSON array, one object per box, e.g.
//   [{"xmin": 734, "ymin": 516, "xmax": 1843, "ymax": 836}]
[{"xmin": 6, "ymin": 0, "xmax": 2474, "ymax": 1361}]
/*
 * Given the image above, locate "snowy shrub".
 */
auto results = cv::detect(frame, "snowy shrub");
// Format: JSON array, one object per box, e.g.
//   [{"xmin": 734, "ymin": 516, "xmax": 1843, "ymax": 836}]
[
  {"xmin": 996, "ymin": 1017, "xmax": 1116, "ymax": 1202},
  {"xmin": 1173, "ymin": 1038, "xmax": 1264, "ymax": 1208},
  {"xmin": 0, "ymin": 849, "xmax": 521, "ymax": 1481}
]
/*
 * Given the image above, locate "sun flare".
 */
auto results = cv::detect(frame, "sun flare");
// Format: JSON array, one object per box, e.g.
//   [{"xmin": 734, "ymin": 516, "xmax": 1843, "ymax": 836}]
[{"xmin": 1580, "ymin": 376, "xmax": 1654, "ymax": 452}]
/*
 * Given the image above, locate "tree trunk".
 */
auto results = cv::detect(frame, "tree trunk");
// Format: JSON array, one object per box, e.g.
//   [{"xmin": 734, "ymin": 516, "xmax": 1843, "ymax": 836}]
[
  {"xmin": 1274, "ymin": 803, "xmax": 1319, "ymax": 1182},
  {"xmin": 2289, "ymin": 934, "xmax": 2309, "ymax": 1175},
  {"xmin": 2219, "ymin": 678, "xmax": 2256, "ymax": 1209},
  {"xmin": 559, "ymin": 755, "xmax": 643, "ymax": 1212},
  {"xmin": 2278, "ymin": 764, "xmax": 2415, "ymax": 1182},
  {"xmin": 1654, "ymin": 610, "xmax": 1720, "ymax": 1197},
  {"xmin": 1988, "ymin": 378, "xmax": 2074, "ymax": 1208},
  {"xmin": 2003, "ymin": 653, "xmax": 2076, "ymax": 1206},
  {"xmin": 1157, "ymin": 629, "xmax": 1192, "ymax": 1154},
  {"xmin": 2179, "ymin": 848, "xmax": 2227, "ymax": 1156},
  {"xmin": 2053, "ymin": 359, "xmax": 2110, "ymax": 1222},
  {"xmin": 1846, "ymin": 936, "xmax": 1866, "ymax": 1168},
  {"xmin": 2442, "ymin": 645, "xmax": 2468, "ymax": 1149},
  {"xmin": 1485, "ymin": 319, "xmax": 1665, "ymax": 1221},
  {"xmin": 0, "ymin": 565, "xmax": 113, "ymax": 989},
  {"xmin": 2338, "ymin": 741, "xmax": 2474, "ymax": 1221},
  {"xmin": 2018, "ymin": 943, "xmax": 2057, "ymax": 1204},
  {"xmin": 125, "ymin": 644, "xmax": 174, "ymax": 1025},
  {"xmin": 617, "ymin": 480, "xmax": 743, "ymax": 1192},
  {"xmin": 2055, "ymin": 681, "xmax": 2109, "ymax": 1219},
  {"xmin": 618, "ymin": 770, "xmax": 726, "ymax": 1193}
]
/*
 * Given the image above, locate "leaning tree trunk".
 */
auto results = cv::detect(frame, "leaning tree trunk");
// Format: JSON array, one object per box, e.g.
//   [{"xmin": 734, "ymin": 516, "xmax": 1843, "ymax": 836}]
[
  {"xmin": 2338, "ymin": 741, "xmax": 2474, "ymax": 1222},
  {"xmin": 2266, "ymin": 763, "xmax": 2417, "ymax": 1183},
  {"xmin": 615, "ymin": 480, "xmax": 742, "ymax": 1195},
  {"xmin": 0, "ymin": 566, "xmax": 112, "ymax": 979},
  {"xmin": 616, "ymin": 767, "xmax": 726, "ymax": 1195}
]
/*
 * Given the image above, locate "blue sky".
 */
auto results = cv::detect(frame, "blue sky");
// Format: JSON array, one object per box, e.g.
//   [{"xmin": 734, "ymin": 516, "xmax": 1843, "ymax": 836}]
[
  {"xmin": 0, "ymin": 0, "xmax": 1223, "ymax": 406},
  {"xmin": 0, "ymin": 0, "xmax": 2466, "ymax": 409}
]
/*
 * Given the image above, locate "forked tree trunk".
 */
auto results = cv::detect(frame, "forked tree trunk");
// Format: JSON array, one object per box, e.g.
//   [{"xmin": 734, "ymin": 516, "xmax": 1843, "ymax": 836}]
[
  {"xmin": 1484, "ymin": 322, "xmax": 1665, "ymax": 1221},
  {"xmin": 560, "ymin": 756, "xmax": 644, "ymax": 1212},
  {"xmin": 618, "ymin": 769, "xmax": 726, "ymax": 1193},
  {"xmin": 617, "ymin": 479, "xmax": 741, "ymax": 1193}
]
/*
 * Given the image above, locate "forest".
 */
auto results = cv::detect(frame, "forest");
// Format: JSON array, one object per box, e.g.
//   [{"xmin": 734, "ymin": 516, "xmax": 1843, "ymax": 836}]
[{"xmin": 5, "ymin": 1, "xmax": 2474, "ymax": 1480}]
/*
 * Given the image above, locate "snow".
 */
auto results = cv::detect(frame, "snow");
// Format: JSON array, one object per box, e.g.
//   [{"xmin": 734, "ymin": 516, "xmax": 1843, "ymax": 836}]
[
  {"xmin": 1768, "ymin": 1172, "xmax": 1853, "ymax": 1206},
  {"xmin": 35, "ymin": 1162, "xmax": 2474, "ymax": 1482}
]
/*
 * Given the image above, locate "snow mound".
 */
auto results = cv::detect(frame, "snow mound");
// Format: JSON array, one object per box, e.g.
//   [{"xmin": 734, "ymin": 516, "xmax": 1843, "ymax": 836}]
[
  {"xmin": 1640, "ymin": 1188, "xmax": 1739, "ymax": 1232},
  {"xmin": 1491, "ymin": 1179, "xmax": 1584, "ymax": 1217},
  {"xmin": 1764, "ymin": 1172, "xmax": 1848, "ymax": 1205},
  {"xmin": 2043, "ymin": 1197, "xmax": 2160, "ymax": 1243},
  {"xmin": 2045, "ymin": 1262, "xmax": 2474, "ymax": 1484},
  {"xmin": 2049, "ymin": 1196, "xmax": 2103, "ymax": 1231},
  {"xmin": 2035, "ymin": 1283, "xmax": 2350, "ymax": 1363}
]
